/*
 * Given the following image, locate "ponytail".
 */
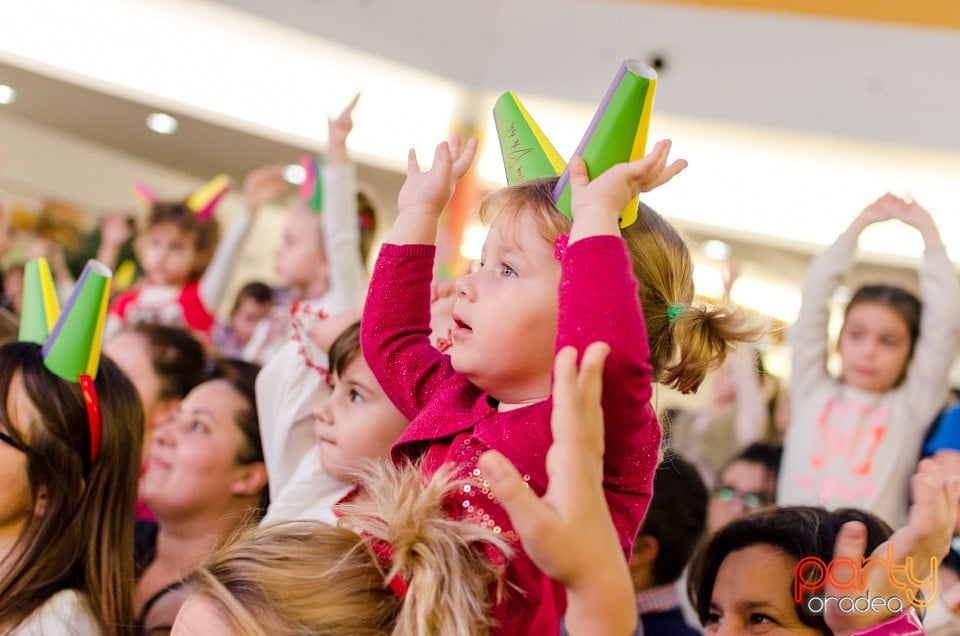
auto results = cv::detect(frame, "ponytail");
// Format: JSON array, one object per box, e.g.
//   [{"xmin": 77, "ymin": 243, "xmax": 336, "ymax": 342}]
[
  {"xmin": 186, "ymin": 461, "xmax": 510, "ymax": 636},
  {"xmin": 663, "ymin": 305, "xmax": 758, "ymax": 393},
  {"xmin": 624, "ymin": 203, "xmax": 763, "ymax": 394}
]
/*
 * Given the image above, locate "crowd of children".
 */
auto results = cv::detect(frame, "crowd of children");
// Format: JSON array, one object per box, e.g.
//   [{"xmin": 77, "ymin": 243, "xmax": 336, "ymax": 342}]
[{"xmin": 0, "ymin": 78, "xmax": 958, "ymax": 636}]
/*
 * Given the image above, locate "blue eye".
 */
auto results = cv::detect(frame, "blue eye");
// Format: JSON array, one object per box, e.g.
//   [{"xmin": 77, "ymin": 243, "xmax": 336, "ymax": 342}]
[
  {"xmin": 499, "ymin": 263, "xmax": 516, "ymax": 277},
  {"xmin": 189, "ymin": 420, "xmax": 208, "ymax": 433}
]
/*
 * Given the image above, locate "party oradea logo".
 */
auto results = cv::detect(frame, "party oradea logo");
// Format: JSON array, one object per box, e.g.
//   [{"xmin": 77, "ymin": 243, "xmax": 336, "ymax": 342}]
[{"xmin": 794, "ymin": 545, "xmax": 938, "ymax": 615}]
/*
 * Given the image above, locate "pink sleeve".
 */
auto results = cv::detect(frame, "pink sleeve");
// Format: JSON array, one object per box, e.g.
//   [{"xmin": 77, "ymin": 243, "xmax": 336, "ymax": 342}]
[
  {"xmin": 360, "ymin": 244, "xmax": 457, "ymax": 419},
  {"xmin": 556, "ymin": 235, "xmax": 659, "ymax": 553},
  {"xmin": 849, "ymin": 609, "xmax": 924, "ymax": 635}
]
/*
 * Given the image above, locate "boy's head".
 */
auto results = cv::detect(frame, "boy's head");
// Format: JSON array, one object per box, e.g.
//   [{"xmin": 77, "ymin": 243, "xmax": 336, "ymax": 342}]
[
  {"xmin": 229, "ymin": 282, "xmax": 273, "ymax": 345},
  {"xmin": 839, "ymin": 284, "xmax": 920, "ymax": 393},
  {"xmin": 630, "ymin": 455, "xmax": 708, "ymax": 591},
  {"xmin": 707, "ymin": 443, "xmax": 782, "ymax": 534},
  {"xmin": 312, "ymin": 322, "xmax": 408, "ymax": 483},
  {"xmin": 140, "ymin": 202, "xmax": 220, "ymax": 285},
  {"xmin": 273, "ymin": 207, "xmax": 328, "ymax": 295}
]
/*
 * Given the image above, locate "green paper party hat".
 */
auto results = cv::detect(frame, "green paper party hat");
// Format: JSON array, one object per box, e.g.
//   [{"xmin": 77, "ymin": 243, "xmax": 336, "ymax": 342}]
[
  {"xmin": 41, "ymin": 260, "xmax": 112, "ymax": 381},
  {"xmin": 493, "ymin": 92, "xmax": 566, "ymax": 185},
  {"xmin": 19, "ymin": 257, "xmax": 61, "ymax": 344}
]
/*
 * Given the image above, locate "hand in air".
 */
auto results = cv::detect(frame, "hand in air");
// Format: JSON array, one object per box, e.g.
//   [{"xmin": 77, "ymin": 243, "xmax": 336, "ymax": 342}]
[
  {"xmin": 242, "ymin": 164, "xmax": 289, "ymax": 215},
  {"xmin": 397, "ymin": 133, "xmax": 478, "ymax": 220},
  {"xmin": 100, "ymin": 211, "xmax": 134, "ymax": 249},
  {"xmin": 327, "ymin": 92, "xmax": 361, "ymax": 160},
  {"xmin": 569, "ymin": 139, "xmax": 686, "ymax": 234},
  {"xmin": 823, "ymin": 459, "xmax": 959, "ymax": 635}
]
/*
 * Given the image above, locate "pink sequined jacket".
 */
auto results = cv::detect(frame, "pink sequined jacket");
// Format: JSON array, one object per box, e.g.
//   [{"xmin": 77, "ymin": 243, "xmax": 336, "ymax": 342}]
[{"xmin": 361, "ymin": 236, "xmax": 660, "ymax": 634}]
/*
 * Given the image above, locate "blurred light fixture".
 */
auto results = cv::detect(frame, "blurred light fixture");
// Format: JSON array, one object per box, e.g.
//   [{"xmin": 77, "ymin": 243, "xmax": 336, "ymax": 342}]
[
  {"xmin": 702, "ymin": 239, "xmax": 732, "ymax": 260},
  {"xmin": 283, "ymin": 163, "xmax": 306, "ymax": 185},
  {"xmin": 0, "ymin": 85, "xmax": 16, "ymax": 105},
  {"xmin": 146, "ymin": 112, "xmax": 178, "ymax": 134}
]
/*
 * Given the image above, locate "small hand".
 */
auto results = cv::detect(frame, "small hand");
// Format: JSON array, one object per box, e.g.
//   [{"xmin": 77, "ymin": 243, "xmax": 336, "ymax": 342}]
[
  {"xmin": 429, "ymin": 279, "xmax": 456, "ymax": 352},
  {"xmin": 480, "ymin": 342, "xmax": 613, "ymax": 585},
  {"xmin": 569, "ymin": 139, "xmax": 686, "ymax": 229},
  {"xmin": 823, "ymin": 459, "xmax": 959, "ymax": 635},
  {"xmin": 327, "ymin": 92, "xmax": 360, "ymax": 152},
  {"xmin": 893, "ymin": 197, "xmax": 937, "ymax": 235},
  {"xmin": 242, "ymin": 164, "xmax": 289, "ymax": 214},
  {"xmin": 396, "ymin": 133, "xmax": 478, "ymax": 220},
  {"xmin": 850, "ymin": 193, "xmax": 901, "ymax": 231},
  {"xmin": 100, "ymin": 211, "xmax": 133, "ymax": 249}
]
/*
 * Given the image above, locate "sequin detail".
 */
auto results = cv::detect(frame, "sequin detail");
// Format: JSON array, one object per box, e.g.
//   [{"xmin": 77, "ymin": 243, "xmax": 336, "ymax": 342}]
[{"xmin": 554, "ymin": 233, "xmax": 570, "ymax": 261}]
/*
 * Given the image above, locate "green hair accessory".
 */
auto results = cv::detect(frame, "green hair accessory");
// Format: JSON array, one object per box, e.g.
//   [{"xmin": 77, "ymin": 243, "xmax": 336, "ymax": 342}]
[{"xmin": 667, "ymin": 304, "xmax": 687, "ymax": 324}]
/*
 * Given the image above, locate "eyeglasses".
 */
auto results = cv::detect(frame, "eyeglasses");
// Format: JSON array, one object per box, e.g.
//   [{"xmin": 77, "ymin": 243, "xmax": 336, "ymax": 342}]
[
  {"xmin": 713, "ymin": 486, "xmax": 773, "ymax": 510},
  {"xmin": 0, "ymin": 429, "xmax": 23, "ymax": 452}
]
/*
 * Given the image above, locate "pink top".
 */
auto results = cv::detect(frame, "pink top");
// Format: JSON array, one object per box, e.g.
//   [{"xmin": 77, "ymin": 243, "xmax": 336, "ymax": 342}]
[{"xmin": 362, "ymin": 236, "xmax": 660, "ymax": 634}]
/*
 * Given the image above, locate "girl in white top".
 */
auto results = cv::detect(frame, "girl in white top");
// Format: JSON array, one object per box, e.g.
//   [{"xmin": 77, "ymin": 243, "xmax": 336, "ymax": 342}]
[{"xmin": 778, "ymin": 193, "xmax": 960, "ymax": 527}]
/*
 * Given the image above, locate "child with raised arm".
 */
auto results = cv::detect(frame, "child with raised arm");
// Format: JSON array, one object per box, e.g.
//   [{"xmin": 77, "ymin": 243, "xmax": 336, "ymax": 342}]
[
  {"xmin": 362, "ymin": 135, "xmax": 756, "ymax": 633},
  {"xmin": 105, "ymin": 167, "xmax": 285, "ymax": 344},
  {"xmin": 243, "ymin": 94, "xmax": 371, "ymax": 365},
  {"xmin": 779, "ymin": 193, "xmax": 960, "ymax": 527}
]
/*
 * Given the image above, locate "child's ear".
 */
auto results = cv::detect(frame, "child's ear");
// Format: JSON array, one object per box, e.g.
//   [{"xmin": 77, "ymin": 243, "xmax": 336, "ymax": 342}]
[{"xmin": 230, "ymin": 461, "xmax": 268, "ymax": 497}]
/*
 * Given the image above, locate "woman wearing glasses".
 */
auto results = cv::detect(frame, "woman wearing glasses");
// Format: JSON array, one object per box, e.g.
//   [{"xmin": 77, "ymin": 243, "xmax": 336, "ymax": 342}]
[{"xmin": 707, "ymin": 443, "xmax": 782, "ymax": 534}]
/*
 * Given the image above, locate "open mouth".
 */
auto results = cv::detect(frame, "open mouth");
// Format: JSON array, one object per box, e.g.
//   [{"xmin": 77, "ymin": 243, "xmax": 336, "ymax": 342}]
[{"xmin": 452, "ymin": 314, "xmax": 472, "ymax": 331}]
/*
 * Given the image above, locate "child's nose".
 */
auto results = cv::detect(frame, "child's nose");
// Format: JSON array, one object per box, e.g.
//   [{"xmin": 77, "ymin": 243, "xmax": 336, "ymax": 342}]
[
  {"xmin": 454, "ymin": 273, "xmax": 476, "ymax": 301},
  {"xmin": 152, "ymin": 419, "xmax": 177, "ymax": 446}
]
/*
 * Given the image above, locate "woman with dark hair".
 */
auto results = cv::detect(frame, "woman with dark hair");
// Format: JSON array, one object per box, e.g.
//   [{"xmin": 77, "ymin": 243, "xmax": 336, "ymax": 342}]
[
  {"xmin": 689, "ymin": 459, "xmax": 957, "ymax": 634},
  {"xmin": 0, "ymin": 342, "xmax": 142, "ymax": 635},
  {"xmin": 134, "ymin": 359, "xmax": 267, "ymax": 635}
]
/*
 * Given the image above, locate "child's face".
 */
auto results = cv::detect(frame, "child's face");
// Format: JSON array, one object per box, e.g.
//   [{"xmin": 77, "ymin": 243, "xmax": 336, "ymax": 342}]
[
  {"xmin": 450, "ymin": 211, "xmax": 560, "ymax": 403},
  {"xmin": 273, "ymin": 209, "xmax": 328, "ymax": 293},
  {"xmin": 230, "ymin": 298, "xmax": 271, "ymax": 345},
  {"xmin": 838, "ymin": 301, "xmax": 912, "ymax": 393},
  {"xmin": 140, "ymin": 380, "xmax": 260, "ymax": 516},
  {"xmin": 140, "ymin": 222, "xmax": 198, "ymax": 286},
  {"xmin": 312, "ymin": 354, "xmax": 408, "ymax": 484}
]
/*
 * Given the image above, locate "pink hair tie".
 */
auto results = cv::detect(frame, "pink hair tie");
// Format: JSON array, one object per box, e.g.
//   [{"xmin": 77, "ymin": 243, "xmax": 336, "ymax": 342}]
[{"xmin": 554, "ymin": 233, "xmax": 569, "ymax": 261}]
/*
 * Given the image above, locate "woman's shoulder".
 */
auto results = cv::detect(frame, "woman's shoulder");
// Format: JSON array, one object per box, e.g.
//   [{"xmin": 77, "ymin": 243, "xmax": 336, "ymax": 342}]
[{"xmin": 10, "ymin": 589, "xmax": 102, "ymax": 636}]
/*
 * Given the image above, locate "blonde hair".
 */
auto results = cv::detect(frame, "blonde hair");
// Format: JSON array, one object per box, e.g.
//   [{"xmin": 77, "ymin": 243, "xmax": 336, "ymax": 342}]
[
  {"xmin": 186, "ymin": 461, "xmax": 511, "ymax": 636},
  {"xmin": 476, "ymin": 177, "xmax": 760, "ymax": 394}
]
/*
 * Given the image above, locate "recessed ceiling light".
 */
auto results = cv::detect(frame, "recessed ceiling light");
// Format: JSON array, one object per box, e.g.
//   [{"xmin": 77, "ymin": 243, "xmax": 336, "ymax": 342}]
[
  {"xmin": 0, "ymin": 85, "xmax": 16, "ymax": 105},
  {"xmin": 283, "ymin": 164, "xmax": 306, "ymax": 185},
  {"xmin": 702, "ymin": 239, "xmax": 731, "ymax": 261},
  {"xmin": 146, "ymin": 112, "xmax": 178, "ymax": 135}
]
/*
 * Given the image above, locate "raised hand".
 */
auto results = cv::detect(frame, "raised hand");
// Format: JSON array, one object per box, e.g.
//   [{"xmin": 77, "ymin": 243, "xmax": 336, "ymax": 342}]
[
  {"xmin": 396, "ymin": 133, "xmax": 478, "ymax": 220},
  {"xmin": 479, "ymin": 342, "xmax": 637, "ymax": 635},
  {"xmin": 327, "ymin": 92, "xmax": 360, "ymax": 164},
  {"xmin": 823, "ymin": 459, "xmax": 959, "ymax": 635},
  {"xmin": 100, "ymin": 211, "xmax": 134, "ymax": 250},
  {"xmin": 848, "ymin": 193, "xmax": 901, "ymax": 234},
  {"xmin": 568, "ymin": 139, "xmax": 686, "ymax": 242},
  {"xmin": 242, "ymin": 164, "xmax": 289, "ymax": 215}
]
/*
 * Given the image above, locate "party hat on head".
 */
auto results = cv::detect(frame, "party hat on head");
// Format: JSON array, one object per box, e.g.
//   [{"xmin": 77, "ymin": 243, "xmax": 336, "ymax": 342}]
[
  {"xmin": 19, "ymin": 257, "xmax": 61, "ymax": 345},
  {"xmin": 299, "ymin": 155, "xmax": 323, "ymax": 212},
  {"xmin": 493, "ymin": 92, "xmax": 566, "ymax": 185},
  {"xmin": 552, "ymin": 61, "xmax": 657, "ymax": 228},
  {"xmin": 42, "ymin": 260, "xmax": 112, "ymax": 382},
  {"xmin": 186, "ymin": 173, "xmax": 233, "ymax": 220},
  {"xmin": 132, "ymin": 182, "xmax": 157, "ymax": 210}
]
